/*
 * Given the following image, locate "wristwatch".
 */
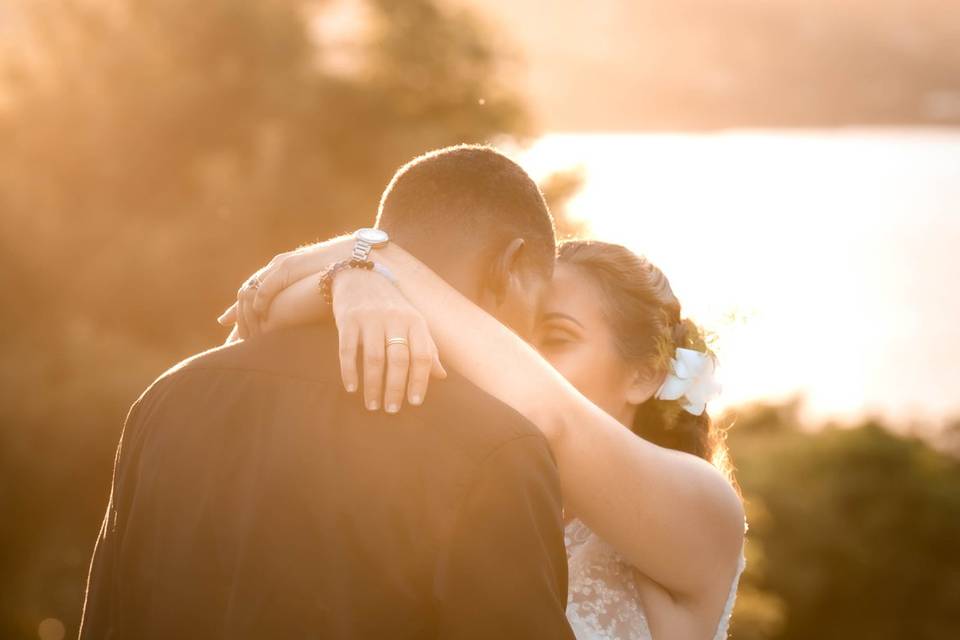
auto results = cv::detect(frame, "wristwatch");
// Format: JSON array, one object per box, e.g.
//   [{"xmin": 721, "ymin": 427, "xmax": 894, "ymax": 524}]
[
  {"xmin": 352, "ymin": 228, "xmax": 390, "ymax": 262},
  {"xmin": 319, "ymin": 229, "xmax": 392, "ymax": 305}
]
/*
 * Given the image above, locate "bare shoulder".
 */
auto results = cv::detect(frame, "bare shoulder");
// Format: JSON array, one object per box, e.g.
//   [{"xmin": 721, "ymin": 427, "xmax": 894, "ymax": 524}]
[
  {"xmin": 649, "ymin": 455, "xmax": 746, "ymax": 637},
  {"xmin": 662, "ymin": 446, "xmax": 746, "ymax": 550}
]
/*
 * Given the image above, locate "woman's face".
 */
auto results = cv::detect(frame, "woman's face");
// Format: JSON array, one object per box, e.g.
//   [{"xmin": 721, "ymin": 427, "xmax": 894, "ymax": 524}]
[{"xmin": 533, "ymin": 262, "xmax": 653, "ymax": 426}]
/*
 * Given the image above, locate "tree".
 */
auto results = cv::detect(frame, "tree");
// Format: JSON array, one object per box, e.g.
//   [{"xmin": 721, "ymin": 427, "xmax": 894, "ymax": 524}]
[
  {"xmin": 539, "ymin": 166, "xmax": 588, "ymax": 240},
  {"xmin": 728, "ymin": 406, "xmax": 960, "ymax": 640},
  {"xmin": 0, "ymin": 1, "xmax": 529, "ymax": 636}
]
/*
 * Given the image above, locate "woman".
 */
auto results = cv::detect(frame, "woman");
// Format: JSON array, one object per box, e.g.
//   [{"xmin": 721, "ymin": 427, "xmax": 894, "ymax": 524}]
[{"xmin": 220, "ymin": 236, "xmax": 747, "ymax": 640}]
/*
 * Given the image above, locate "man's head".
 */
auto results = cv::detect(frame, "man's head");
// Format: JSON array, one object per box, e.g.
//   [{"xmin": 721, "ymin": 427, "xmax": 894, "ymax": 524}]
[{"xmin": 376, "ymin": 145, "xmax": 556, "ymax": 338}]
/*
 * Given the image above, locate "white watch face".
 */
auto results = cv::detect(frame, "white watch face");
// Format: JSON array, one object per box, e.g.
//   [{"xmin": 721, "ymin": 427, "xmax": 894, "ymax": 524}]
[{"xmin": 355, "ymin": 228, "xmax": 389, "ymax": 246}]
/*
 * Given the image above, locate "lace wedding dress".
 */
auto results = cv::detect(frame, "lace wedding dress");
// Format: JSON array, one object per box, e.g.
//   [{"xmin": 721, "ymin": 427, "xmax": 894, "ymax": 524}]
[{"xmin": 564, "ymin": 519, "xmax": 746, "ymax": 640}]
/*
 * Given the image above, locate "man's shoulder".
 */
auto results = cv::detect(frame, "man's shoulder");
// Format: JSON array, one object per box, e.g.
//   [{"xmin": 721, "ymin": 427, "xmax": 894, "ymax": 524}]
[
  {"xmin": 157, "ymin": 324, "xmax": 341, "ymax": 386},
  {"xmin": 123, "ymin": 325, "xmax": 341, "ymax": 424},
  {"xmin": 411, "ymin": 370, "xmax": 552, "ymax": 463},
  {"xmin": 136, "ymin": 324, "xmax": 550, "ymax": 464}
]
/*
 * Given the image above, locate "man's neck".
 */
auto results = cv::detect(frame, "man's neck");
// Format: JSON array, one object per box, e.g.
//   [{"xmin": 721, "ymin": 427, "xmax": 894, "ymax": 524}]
[{"xmin": 385, "ymin": 238, "xmax": 484, "ymax": 304}]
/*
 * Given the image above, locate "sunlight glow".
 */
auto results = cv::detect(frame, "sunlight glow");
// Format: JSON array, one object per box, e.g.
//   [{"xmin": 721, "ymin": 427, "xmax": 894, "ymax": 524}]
[{"xmin": 515, "ymin": 130, "xmax": 960, "ymax": 425}]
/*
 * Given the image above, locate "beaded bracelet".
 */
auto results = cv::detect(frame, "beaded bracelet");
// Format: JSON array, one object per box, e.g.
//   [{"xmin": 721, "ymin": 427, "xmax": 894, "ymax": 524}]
[{"xmin": 318, "ymin": 258, "xmax": 375, "ymax": 305}]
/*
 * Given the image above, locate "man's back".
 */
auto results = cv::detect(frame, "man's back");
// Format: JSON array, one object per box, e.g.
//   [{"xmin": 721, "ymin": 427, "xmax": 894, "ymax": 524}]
[{"xmin": 80, "ymin": 324, "xmax": 572, "ymax": 639}]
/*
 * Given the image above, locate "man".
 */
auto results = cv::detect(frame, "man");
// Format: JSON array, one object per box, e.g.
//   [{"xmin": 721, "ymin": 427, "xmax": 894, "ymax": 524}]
[{"xmin": 79, "ymin": 146, "xmax": 574, "ymax": 639}]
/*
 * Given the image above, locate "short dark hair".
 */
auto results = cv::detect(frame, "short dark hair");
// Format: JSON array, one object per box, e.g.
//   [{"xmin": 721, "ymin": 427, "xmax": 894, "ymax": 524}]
[{"xmin": 376, "ymin": 145, "xmax": 556, "ymax": 279}]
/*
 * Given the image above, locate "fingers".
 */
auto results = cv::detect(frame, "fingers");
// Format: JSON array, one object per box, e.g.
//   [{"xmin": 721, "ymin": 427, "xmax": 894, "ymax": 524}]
[
  {"xmin": 338, "ymin": 319, "xmax": 360, "ymax": 394},
  {"xmin": 252, "ymin": 260, "xmax": 288, "ymax": 318},
  {"xmin": 383, "ymin": 325, "xmax": 411, "ymax": 414},
  {"xmin": 431, "ymin": 354, "xmax": 448, "ymax": 381},
  {"xmin": 236, "ymin": 287, "xmax": 249, "ymax": 339},
  {"xmin": 225, "ymin": 242, "xmax": 334, "ymax": 328},
  {"xmin": 253, "ymin": 251, "xmax": 323, "ymax": 318},
  {"xmin": 217, "ymin": 302, "xmax": 239, "ymax": 326},
  {"xmin": 361, "ymin": 324, "xmax": 386, "ymax": 411},
  {"xmin": 237, "ymin": 285, "xmax": 260, "ymax": 340},
  {"xmin": 406, "ymin": 320, "xmax": 438, "ymax": 406}
]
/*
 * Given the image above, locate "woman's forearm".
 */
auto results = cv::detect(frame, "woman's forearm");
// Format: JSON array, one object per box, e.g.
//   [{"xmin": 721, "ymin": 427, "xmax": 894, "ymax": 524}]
[
  {"xmin": 259, "ymin": 238, "xmax": 354, "ymax": 332},
  {"xmin": 260, "ymin": 274, "xmax": 330, "ymax": 332},
  {"xmin": 261, "ymin": 271, "xmax": 333, "ymax": 332},
  {"xmin": 374, "ymin": 245, "xmax": 572, "ymax": 442},
  {"xmin": 264, "ymin": 240, "xmax": 743, "ymax": 598},
  {"xmin": 374, "ymin": 244, "xmax": 745, "ymax": 598}
]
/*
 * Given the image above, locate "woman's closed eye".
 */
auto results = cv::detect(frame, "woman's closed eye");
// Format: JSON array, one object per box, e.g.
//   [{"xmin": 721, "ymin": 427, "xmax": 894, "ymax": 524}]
[
  {"xmin": 536, "ymin": 312, "xmax": 586, "ymax": 351},
  {"xmin": 541, "ymin": 333, "xmax": 573, "ymax": 347},
  {"xmin": 537, "ymin": 325, "xmax": 581, "ymax": 351}
]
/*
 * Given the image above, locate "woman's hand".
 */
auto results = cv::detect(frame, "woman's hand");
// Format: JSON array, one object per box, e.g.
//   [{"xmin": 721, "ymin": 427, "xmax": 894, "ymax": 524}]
[
  {"xmin": 217, "ymin": 238, "xmax": 446, "ymax": 412},
  {"xmin": 217, "ymin": 237, "xmax": 352, "ymax": 338},
  {"xmin": 331, "ymin": 268, "xmax": 446, "ymax": 413}
]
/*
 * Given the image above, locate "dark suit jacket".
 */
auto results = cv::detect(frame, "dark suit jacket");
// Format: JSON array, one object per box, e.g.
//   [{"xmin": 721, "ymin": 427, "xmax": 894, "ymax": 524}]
[{"xmin": 79, "ymin": 324, "xmax": 573, "ymax": 639}]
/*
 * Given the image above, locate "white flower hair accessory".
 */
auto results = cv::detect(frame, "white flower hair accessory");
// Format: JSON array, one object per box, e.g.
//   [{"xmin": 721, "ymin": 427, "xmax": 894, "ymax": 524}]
[{"xmin": 655, "ymin": 347, "xmax": 721, "ymax": 416}]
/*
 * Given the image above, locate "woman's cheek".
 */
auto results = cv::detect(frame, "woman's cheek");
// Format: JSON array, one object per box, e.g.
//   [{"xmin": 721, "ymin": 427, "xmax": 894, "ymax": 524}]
[
  {"xmin": 567, "ymin": 346, "xmax": 626, "ymax": 414},
  {"xmin": 549, "ymin": 347, "xmax": 592, "ymax": 394},
  {"xmin": 541, "ymin": 349, "xmax": 573, "ymax": 380}
]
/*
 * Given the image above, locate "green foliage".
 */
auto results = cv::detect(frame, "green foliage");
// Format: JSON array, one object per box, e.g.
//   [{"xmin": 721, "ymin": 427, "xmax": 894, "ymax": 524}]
[
  {"xmin": 540, "ymin": 166, "xmax": 587, "ymax": 239},
  {"xmin": 1, "ymin": 0, "xmax": 525, "ymax": 347},
  {"xmin": 1, "ymin": 3, "xmax": 958, "ymax": 639},
  {"xmin": 728, "ymin": 405, "xmax": 960, "ymax": 639},
  {"xmin": 0, "ymin": 1, "xmax": 527, "ymax": 637}
]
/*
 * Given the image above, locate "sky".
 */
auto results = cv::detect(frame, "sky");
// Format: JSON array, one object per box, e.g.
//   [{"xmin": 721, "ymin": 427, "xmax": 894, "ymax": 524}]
[
  {"xmin": 439, "ymin": 0, "xmax": 960, "ymax": 428},
  {"xmin": 514, "ymin": 129, "xmax": 960, "ymax": 428},
  {"xmin": 14, "ymin": 0, "xmax": 953, "ymax": 428}
]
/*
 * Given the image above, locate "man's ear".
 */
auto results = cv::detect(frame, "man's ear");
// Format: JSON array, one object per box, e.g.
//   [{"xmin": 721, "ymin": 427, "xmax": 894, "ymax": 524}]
[
  {"xmin": 625, "ymin": 367, "xmax": 663, "ymax": 406},
  {"xmin": 485, "ymin": 238, "xmax": 527, "ymax": 306}
]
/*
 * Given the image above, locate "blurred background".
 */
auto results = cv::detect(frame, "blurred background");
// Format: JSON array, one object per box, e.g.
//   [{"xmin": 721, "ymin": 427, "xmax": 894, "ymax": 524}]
[{"xmin": 1, "ymin": 1, "xmax": 958, "ymax": 639}]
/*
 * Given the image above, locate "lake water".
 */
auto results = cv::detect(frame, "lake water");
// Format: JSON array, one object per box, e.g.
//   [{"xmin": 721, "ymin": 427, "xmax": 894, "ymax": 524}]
[{"xmin": 516, "ymin": 129, "xmax": 960, "ymax": 428}]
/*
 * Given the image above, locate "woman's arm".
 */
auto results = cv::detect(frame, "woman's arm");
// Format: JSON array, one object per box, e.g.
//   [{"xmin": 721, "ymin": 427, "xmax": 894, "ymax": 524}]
[
  {"xmin": 260, "ymin": 243, "xmax": 745, "ymax": 608},
  {"xmin": 219, "ymin": 236, "xmax": 446, "ymax": 412},
  {"xmin": 371, "ymin": 246, "xmax": 746, "ymax": 602},
  {"xmin": 219, "ymin": 235, "xmax": 353, "ymax": 339}
]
